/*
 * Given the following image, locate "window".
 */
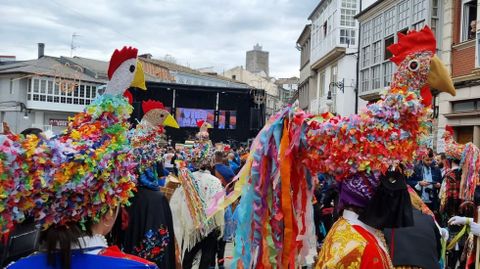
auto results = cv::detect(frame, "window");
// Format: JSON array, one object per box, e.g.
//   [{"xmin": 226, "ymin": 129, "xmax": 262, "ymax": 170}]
[
  {"xmin": 412, "ymin": 0, "xmax": 426, "ymax": 22},
  {"xmin": 462, "ymin": 0, "xmax": 477, "ymax": 41},
  {"xmin": 320, "ymin": 71, "xmax": 326, "ymax": 96},
  {"xmin": 340, "ymin": 9, "xmax": 356, "ymax": 27},
  {"xmin": 372, "ymin": 65, "xmax": 381, "ymax": 89},
  {"xmin": 384, "ymin": 35, "xmax": 395, "ymax": 60},
  {"xmin": 362, "ymin": 46, "xmax": 370, "ymax": 68},
  {"xmin": 47, "ymin": 80, "xmax": 53, "ymax": 95},
  {"xmin": 452, "ymin": 100, "xmax": 477, "ymax": 112},
  {"xmin": 323, "ymin": 21, "xmax": 328, "ymax": 37},
  {"xmin": 361, "ymin": 70, "xmax": 370, "ymax": 92},
  {"xmin": 232, "ymin": 75, "xmax": 236, "ymax": 80},
  {"xmin": 340, "ymin": 29, "xmax": 356, "ymax": 45},
  {"xmin": 383, "ymin": 61, "xmax": 394, "ymax": 87},
  {"xmin": 373, "ymin": 41, "xmax": 382, "ymax": 64},
  {"xmin": 384, "ymin": 8, "xmax": 395, "ymax": 36},
  {"xmin": 27, "ymin": 77, "xmax": 98, "ymax": 106},
  {"xmin": 362, "ymin": 21, "xmax": 371, "ymax": 46},
  {"xmin": 372, "ymin": 16, "xmax": 382, "ymax": 41},
  {"xmin": 398, "ymin": 1, "xmax": 410, "ymax": 29},
  {"xmin": 331, "ymin": 64, "xmax": 338, "ymax": 85},
  {"xmin": 341, "ymin": 0, "xmax": 356, "ymax": 9},
  {"xmin": 9, "ymin": 79, "xmax": 13, "ymax": 94},
  {"xmin": 40, "ymin": 80, "xmax": 46, "ymax": 94},
  {"xmin": 33, "ymin": 79, "xmax": 39, "ymax": 93}
]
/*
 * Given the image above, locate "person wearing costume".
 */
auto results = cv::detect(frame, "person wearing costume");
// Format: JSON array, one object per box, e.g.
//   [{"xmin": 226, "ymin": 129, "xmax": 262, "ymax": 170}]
[
  {"xmin": 169, "ymin": 159, "xmax": 224, "ymax": 269},
  {"xmin": 441, "ymin": 126, "xmax": 480, "ymax": 269},
  {"xmin": 2, "ymin": 46, "xmax": 157, "ymax": 268},
  {"xmin": 118, "ymin": 100, "xmax": 179, "ymax": 268},
  {"xmin": 384, "ymin": 186, "xmax": 446, "ymax": 269},
  {"xmin": 316, "ymin": 168, "xmax": 414, "ymax": 269}
]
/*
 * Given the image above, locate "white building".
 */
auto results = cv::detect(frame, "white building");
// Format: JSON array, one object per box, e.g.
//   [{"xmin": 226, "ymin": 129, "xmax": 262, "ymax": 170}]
[
  {"xmin": 309, "ymin": 0, "xmax": 359, "ymax": 116},
  {"xmin": 357, "ymin": 0, "xmax": 443, "ymax": 106}
]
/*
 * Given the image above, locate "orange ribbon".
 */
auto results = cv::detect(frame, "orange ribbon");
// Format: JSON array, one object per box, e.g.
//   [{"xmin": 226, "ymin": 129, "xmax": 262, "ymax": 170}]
[{"xmin": 280, "ymin": 120, "xmax": 294, "ymax": 268}]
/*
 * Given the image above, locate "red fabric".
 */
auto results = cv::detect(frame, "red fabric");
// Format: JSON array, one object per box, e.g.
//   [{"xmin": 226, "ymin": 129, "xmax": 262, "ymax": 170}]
[
  {"xmin": 123, "ymin": 90, "xmax": 133, "ymax": 105},
  {"xmin": 420, "ymin": 85, "xmax": 432, "ymax": 107},
  {"xmin": 352, "ymin": 225, "xmax": 391, "ymax": 269},
  {"xmin": 100, "ymin": 245, "xmax": 155, "ymax": 266}
]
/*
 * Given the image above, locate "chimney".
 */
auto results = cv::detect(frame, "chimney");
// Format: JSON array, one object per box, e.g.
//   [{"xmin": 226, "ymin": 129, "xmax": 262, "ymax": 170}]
[
  {"xmin": 38, "ymin": 43, "xmax": 45, "ymax": 59},
  {"xmin": 139, "ymin": 53, "xmax": 152, "ymax": 59}
]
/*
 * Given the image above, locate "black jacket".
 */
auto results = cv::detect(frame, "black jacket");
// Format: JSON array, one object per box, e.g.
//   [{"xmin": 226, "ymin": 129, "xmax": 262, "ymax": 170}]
[{"xmin": 383, "ymin": 208, "xmax": 441, "ymax": 269}]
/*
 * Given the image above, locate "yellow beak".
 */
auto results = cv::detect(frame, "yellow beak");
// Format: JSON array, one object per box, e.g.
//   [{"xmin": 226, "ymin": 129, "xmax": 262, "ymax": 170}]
[
  {"xmin": 427, "ymin": 55, "xmax": 456, "ymax": 96},
  {"xmin": 206, "ymin": 123, "xmax": 213, "ymax": 129},
  {"xmin": 130, "ymin": 61, "xmax": 147, "ymax": 91},
  {"xmin": 163, "ymin": 114, "xmax": 179, "ymax": 128}
]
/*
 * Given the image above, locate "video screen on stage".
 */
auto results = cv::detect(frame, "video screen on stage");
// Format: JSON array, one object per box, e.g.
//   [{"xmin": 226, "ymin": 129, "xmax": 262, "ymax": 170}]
[
  {"xmin": 175, "ymin": 107, "xmax": 214, "ymax": 127},
  {"xmin": 218, "ymin": 110, "xmax": 237, "ymax": 129}
]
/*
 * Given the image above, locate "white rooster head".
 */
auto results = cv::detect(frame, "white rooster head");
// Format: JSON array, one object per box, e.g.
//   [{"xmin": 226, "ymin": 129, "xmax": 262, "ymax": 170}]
[{"xmin": 105, "ymin": 46, "xmax": 146, "ymax": 96}]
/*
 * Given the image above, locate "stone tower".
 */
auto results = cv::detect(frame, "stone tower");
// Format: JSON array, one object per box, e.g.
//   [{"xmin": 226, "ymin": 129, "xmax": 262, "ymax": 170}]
[{"xmin": 246, "ymin": 44, "xmax": 269, "ymax": 77}]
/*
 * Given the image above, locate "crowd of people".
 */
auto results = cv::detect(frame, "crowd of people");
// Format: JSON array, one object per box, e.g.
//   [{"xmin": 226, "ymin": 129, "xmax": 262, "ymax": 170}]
[{"xmin": 2, "ymin": 28, "xmax": 480, "ymax": 269}]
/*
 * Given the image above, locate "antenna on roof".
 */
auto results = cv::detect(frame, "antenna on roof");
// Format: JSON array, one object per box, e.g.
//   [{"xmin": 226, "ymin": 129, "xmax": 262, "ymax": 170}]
[{"xmin": 70, "ymin": 33, "xmax": 80, "ymax": 57}]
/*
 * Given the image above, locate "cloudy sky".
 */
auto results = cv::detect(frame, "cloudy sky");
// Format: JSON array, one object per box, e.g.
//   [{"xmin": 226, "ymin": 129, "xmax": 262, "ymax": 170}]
[{"xmin": 1, "ymin": 0, "xmax": 317, "ymax": 78}]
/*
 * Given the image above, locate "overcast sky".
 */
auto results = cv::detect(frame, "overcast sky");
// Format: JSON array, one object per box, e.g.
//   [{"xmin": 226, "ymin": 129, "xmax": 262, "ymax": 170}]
[{"xmin": 1, "ymin": 0, "xmax": 317, "ymax": 78}]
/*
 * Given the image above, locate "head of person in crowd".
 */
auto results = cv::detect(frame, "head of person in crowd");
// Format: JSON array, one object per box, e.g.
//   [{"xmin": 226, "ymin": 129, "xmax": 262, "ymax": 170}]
[
  {"xmin": 422, "ymin": 148, "xmax": 435, "ymax": 167},
  {"xmin": 214, "ymin": 150, "xmax": 224, "ymax": 164},
  {"xmin": 20, "ymin": 128, "xmax": 43, "ymax": 137},
  {"xmin": 227, "ymin": 152, "xmax": 235, "ymax": 161}
]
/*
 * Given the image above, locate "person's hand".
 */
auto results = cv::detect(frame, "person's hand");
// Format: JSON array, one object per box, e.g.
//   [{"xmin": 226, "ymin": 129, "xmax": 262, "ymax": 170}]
[
  {"xmin": 419, "ymin": 181, "xmax": 429, "ymax": 187},
  {"xmin": 448, "ymin": 216, "xmax": 472, "ymax": 226},
  {"xmin": 440, "ymin": 228, "xmax": 449, "ymax": 241},
  {"xmin": 470, "ymin": 222, "xmax": 480, "ymax": 236},
  {"xmin": 435, "ymin": 182, "xmax": 441, "ymax": 188}
]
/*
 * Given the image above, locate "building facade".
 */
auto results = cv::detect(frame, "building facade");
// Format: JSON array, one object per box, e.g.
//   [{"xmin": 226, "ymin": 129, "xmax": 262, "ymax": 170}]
[
  {"xmin": 357, "ymin": 0, "xmax": 443, "ymax": 104},
  {"xmin": 275, "ymin": 77, "xmax": 299, "ymax": 105},
  {"xmin": 0, "ymin": 50, "xmax": 106, "ymax": 134},
  {"xmin": 437, "ymin": 0, "xmax": 480, "ymax": 149},
  {"xmin": 296, "ymin": 24, "xmax": 315, "ymax": 111},
  {"xmin": 0, "ymin": 45, "xmax": 250, "ymax": 134},
  {"xmin": 308, "ymin": 0, "xmax": 359, "ymax": 116},
  {"xmin": 223, "ymin": 66, "xmax": 281, "ymax": 119}
]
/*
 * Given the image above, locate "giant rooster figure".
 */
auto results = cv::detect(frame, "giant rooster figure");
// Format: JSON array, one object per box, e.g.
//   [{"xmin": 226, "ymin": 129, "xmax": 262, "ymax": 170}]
[
  {"xmin": 218, "ymin": 27, "xmax": 457, "ymax": 268},
  {"xmin": 0, "ymin": 46, "xmax": 146, "ymax": 234}
]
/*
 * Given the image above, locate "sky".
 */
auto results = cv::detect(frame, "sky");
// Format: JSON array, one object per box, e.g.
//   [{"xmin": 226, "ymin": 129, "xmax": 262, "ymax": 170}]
[{"xmin": 0, "ymin": 0, "xmax": 317, "ymax": 78}]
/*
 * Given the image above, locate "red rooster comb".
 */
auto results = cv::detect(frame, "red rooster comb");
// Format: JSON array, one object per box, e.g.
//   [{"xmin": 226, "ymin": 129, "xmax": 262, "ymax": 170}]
[
  {"xmin": 197, "ymin": 120, "xmax": 205, "ymax": 128},
  {"xmin": 388, "ymin": 26, "xmax": 436, "ymax": 65},
  {"xmin": 142, "ymin": 100, "xmax": 165, "ymax": 114},
  {"xmin": 108, "ymin": 46, "xmax": 138, "ymax": 79},
  {"xmin": 445, "ymin": 125, "xmax": 454, "ymax": 134}
]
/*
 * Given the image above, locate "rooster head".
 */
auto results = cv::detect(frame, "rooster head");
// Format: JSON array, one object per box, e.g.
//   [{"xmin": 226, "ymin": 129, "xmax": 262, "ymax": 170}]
[
  {"xmin": 141, "ymin": 100, "xmax": 179, "ymax": 128},
  {"xmin": 106, "ymin": 46, "xmax": 146, "ymax": 96},
  {"xmin": 388, "ymin": 26, "xmax": 455, "ymax": 106},
  {"xmin": 197, "ymin": 120, "xmax": 212, "ymax": 131}
]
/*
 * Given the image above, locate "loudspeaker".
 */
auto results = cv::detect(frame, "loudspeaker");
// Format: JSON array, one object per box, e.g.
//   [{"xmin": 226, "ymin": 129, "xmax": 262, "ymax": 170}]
[{"xmin": 250, "ymin": 108, "xmax": 262, "ymax": 130}]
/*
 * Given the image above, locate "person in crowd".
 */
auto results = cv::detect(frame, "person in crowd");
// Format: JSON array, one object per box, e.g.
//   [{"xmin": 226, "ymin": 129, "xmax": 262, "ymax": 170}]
[
  {"xmin": 384, "ymin": 186, "xmax": 445, "ymax": 269},
  {"xmin": 213, "ymin": 151, "xmax": 236, "ymax": 187},
  {"xmin": 409, "ymin": 148, "xmax": 442, "ymax": 211},
  {"xmin": 118, "ymin": 160, "xmax": 176, "ymax": 268},
  {"xmin": 171, "ymin": 160, "xmax": 224, "ymax": 269},
  {"xmin": 4, "ymin": 98, "xmax": 157, "ymax": 267},
  {"xmin": 1, "ymin": 128, "xmax": 44, "ymax": 266},
  {"xmin": 317, "ymin": 166, "xmax": 414, "ymax": 268},
  {"xmin": 227, "ymin": 152, "xmax": 240, "ymax": 174},
  {"xmin": 163, "ymin": 148, "xmax": 175, "ymax": 173}
]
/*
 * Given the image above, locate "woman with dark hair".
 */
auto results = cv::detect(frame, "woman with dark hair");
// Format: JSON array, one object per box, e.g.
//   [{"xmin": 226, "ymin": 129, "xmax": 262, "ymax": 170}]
[{"xmin": 2, "ymin": 50, "xmax": 157, "ymax": 268}]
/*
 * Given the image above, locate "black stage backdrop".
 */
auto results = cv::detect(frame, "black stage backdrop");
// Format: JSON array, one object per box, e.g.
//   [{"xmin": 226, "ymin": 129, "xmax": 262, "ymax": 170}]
[{"xmin": 127, "ymin": 82, "xmax": 265, "ymax": 145}]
